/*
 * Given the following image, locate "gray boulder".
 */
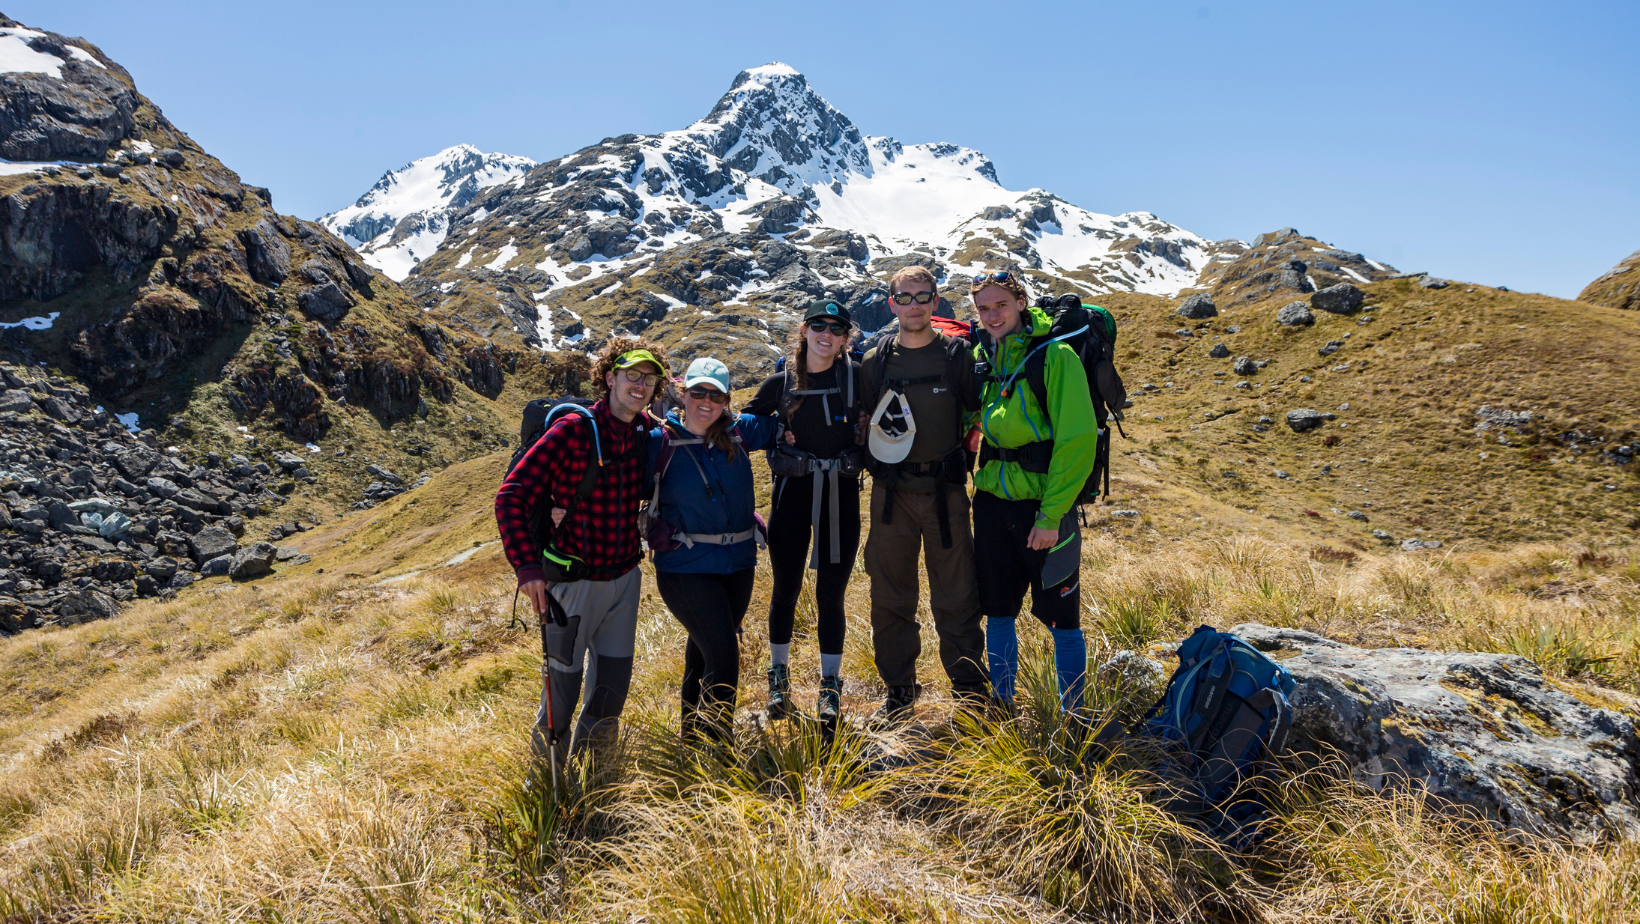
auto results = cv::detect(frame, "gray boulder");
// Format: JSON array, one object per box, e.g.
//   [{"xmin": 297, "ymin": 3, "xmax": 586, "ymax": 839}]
[
  {"xmin": 229, "ymin": 542, "xmax": 278, "ymax": 580},
  {"xmin": 1232, "ymin": 356, "xmax": 1257, "ymax": 376},
  {"xmin": 1286, "ymin": 409, "xmax": 1325, "ymax": 432},
  {"xmin": 187, "ymin": 526, "xmax": 239, "ymax": 563},
  {"xmin": 199, "ymin": 555, "xmax": 232, "ymax": 577},
  {"xmin": 1311, "ymin": 283, "xmax": 1364, "ymax": 315},
  {"xmin": 1176, "ymin": 293, "xmax": 1217, "ymax": 319},
  {"xmin": 1276, "ymin": 301, "xmax": 1315, "ymax": 327},
  {"xmin": 1318, "ymin": 340, "xmax": 1346, "ymax": 357},
  {"xmin": 0, "ymin": 390, "xmax": 35, "ymax": 413},
  {"xmin": 1208, "ymin": 343, "xmax": 1230, "ymax": 358},
  {"xmin": 144, "ymin": 557, "xmax": 178, "ymax": 581},
  {"xmin": 1418, "ymin": 275, "xmax": 1450, "ymax": 289},
  {"xmin": 365, "ymin": 463, "xmax": 403, "ymax": 485},
  {"xmin": 1232, "ymin": 624, "xmax": 1640, "ymax": 842}
]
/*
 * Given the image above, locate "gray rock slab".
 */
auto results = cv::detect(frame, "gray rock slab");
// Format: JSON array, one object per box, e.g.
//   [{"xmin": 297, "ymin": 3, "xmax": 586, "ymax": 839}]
[{"xmin": 1232, "ymin": 623, "xmax": 1640, "ymax": 842}]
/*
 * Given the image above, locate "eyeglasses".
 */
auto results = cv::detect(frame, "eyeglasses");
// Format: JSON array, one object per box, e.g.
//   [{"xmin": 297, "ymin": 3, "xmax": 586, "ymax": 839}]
[
  {"xmin": 891, "ymin": 291, "xmax": 936, "ymax": 306},
  {"xmin": 970, "ymin": 272, "xmax": 1016, "ymax": 287},
  {"xmin": 806, "ymin": 319, "xmax": 849, "ymax": 336},
  {"xmin": 618, "ymin": 368, "xmax": 662, "ymax": 388},
  {"xmin": 685, "ymin": 386, "xmax": 730, "ymax": 405}
]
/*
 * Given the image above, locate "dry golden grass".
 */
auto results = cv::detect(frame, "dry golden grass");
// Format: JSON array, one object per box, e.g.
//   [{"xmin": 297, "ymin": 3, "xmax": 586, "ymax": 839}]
[{"xmin": 0, "ymin": 451, "xmax": 1637, "ymax": 922}]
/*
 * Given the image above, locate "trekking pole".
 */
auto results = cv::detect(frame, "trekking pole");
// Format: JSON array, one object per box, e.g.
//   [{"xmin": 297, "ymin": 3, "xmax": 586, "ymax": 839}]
[{"xmin": 538, "ymin": 590, "xmax": 569, "ymax": 892}]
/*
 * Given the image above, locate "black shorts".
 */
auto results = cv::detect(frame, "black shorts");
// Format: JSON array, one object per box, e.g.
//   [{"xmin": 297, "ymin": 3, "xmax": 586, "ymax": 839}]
[{"xmin": 972, "ymin": 490, "xmax": 1082, "ymax": 630}]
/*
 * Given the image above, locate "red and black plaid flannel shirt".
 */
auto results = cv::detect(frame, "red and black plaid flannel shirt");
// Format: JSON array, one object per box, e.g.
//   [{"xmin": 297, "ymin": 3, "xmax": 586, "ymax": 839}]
[{"xmin": 495, "ymin": 398, "xmax": 647, "ymax": 586}]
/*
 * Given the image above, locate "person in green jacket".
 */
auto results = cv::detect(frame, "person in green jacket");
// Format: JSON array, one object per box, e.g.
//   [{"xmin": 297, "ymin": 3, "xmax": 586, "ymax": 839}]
[{"xmin": 969, "ymin": 271, "xmax": 1098, "ymax": 713}]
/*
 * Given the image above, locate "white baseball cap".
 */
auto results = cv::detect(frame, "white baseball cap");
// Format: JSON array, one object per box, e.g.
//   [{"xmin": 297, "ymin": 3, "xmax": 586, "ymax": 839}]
[{"xmin": 867, "ymin": 389, "xmax": 916, "ymax": 463}]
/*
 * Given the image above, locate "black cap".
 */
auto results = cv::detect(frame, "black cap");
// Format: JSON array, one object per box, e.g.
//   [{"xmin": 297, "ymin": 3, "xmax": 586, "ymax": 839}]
[{"xmin": 802, "ymin": 299, "xmax": 851, "ymax": 325}]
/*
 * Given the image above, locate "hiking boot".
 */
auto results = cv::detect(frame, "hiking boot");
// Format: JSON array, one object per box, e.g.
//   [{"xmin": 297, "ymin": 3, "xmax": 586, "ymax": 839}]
[
  {"xmin": 766, "ymin": 664, "xmax": 792, "ymax": 720},
  {"xmin": 871, "ymin": 685, "xmax": 918, "ymax": 727},
  {"xmin": 817, "ymin": 676, "xmax": 843, "ymax": 725}
]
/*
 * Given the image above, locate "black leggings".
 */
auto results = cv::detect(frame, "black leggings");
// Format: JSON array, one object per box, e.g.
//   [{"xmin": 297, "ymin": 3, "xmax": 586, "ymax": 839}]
[
  {"xmin": 766, "ymin": 472, "xmax": 860, "ymax": 656},
  {"xmin": 656, "ymin": 569, "xmax": 756, "ymax": 735}
]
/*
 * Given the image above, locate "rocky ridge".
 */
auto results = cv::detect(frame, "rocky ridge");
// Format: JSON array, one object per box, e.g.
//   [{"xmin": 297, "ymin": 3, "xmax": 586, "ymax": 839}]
[
  {"xmin": 0, "ymin": 361, "xmax": 318, "ymax": 634},
  {"xmin": 1193, "ymin": 226, "xmax": 1401, "ymax": 306},
  {"xmin": 1578, "ymin": 248, "xmax": 1640, "ymax": 312},
  {"xmin": 318, "ymin": 144, "xmax": 536, "ymax": 282},
  {"xmin": 371, "ymin": 64, "xmax": 1236, "ymax": 382}
]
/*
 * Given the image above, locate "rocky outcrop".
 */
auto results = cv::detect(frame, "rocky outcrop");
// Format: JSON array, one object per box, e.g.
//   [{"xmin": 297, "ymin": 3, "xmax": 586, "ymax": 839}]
[
  {"xmin": 1206, "ymin": 228, "xmax": 1396, "ymax": 306},
  {"xmin": 1578, "ymin": 248, "xmax": 1640, "ymax": 311},
  {"xmin": 0, "ymin": 20, "xmax": 134, "ymax": 162},
  {"xmin": 1231, "ymin": 624, "xmax": 1640, "ymax": 843},
  {"xmin": 0, "ymin": 13, "xmax": 510, "ymax": 446}
]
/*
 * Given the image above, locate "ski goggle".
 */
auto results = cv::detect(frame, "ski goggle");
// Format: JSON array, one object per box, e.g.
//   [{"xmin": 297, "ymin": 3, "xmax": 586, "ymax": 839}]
[
  {"xmin": 685, "ymin": 386, "xmax": 730, "ymax": 404},
  {"xmin": 891, "ymin": 291, "xmax": 936, "ymax": 306},
  {"xmin": 806, "ymin": 319, "xmax": 849, "ymax": 335}
]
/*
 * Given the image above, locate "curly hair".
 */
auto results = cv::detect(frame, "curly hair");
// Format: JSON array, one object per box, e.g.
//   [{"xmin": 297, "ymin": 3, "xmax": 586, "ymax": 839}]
[{"xmin": 591, "ymin": 335, "xmax": 670, "ymax": 397}]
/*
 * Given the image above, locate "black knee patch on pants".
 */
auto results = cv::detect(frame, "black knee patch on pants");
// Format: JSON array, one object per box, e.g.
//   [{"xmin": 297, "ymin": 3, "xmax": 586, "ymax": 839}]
[{"xmin": 574, "ymin": 654, "xmax": 633, "ymax": 754}]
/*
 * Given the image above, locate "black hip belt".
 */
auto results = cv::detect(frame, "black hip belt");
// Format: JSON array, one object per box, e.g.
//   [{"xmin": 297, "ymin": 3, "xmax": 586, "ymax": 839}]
[
  {"xmin": 872, "ymin": 448, "xmax": 969, "ymax": 549},
  {"xmin": 978, "ymin": 439, "xmax": 1053, "ymax": 474}
]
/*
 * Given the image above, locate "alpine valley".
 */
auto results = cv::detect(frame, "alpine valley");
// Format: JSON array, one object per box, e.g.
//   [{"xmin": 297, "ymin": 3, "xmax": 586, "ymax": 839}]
[{"xmin": 4, "ymin": 13, "xmax": 1640, "ymax": 924}]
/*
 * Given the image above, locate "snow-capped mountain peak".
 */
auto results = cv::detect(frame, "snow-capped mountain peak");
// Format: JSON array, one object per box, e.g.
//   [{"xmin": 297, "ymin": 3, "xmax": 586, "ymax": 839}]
[{"xmin": 319, "ymin": 144, "xmax": 534, "ymax": 280}]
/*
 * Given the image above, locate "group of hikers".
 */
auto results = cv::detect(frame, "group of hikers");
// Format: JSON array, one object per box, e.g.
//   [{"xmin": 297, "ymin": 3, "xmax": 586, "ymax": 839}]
[{"xmin": 494, "ymin": 266, "xmax": 1103, "ymax": 761}]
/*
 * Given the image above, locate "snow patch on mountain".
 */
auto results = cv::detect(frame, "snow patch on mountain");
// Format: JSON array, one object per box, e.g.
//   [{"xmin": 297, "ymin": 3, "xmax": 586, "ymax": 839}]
[{"xmin": 319, "ymin": 144, "xmax": 534, "ymax": 280}]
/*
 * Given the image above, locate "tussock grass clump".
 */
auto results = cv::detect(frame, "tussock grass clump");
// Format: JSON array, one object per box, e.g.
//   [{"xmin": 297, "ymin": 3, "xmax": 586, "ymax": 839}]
[
  {"xmin": 911, "ymin": 652, "xmax": 1258, "ymax": 922},
  {"xmin": 1265, "ymin": 777, "xmax": 1640, "ymax": 921}
]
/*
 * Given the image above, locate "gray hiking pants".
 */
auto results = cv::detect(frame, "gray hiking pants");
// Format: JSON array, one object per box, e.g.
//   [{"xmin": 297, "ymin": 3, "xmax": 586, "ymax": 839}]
[{"xmin": 532, "ymin": 567, "xmax": 641, "ymax": 763}]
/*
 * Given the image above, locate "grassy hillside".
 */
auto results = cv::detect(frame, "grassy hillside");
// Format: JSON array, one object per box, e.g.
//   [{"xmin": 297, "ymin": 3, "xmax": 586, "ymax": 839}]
[
  {"xmin": 1086, "ymin": 278, "xmax": 1640, "ymax": 551},
  {"xmin": 1, "ymin": 440, "xmax": 1638, "ymax": 921}
]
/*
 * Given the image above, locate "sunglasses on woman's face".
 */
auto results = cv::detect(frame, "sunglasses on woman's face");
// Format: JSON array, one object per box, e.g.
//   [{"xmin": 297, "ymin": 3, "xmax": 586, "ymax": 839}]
[
  {"xmin": 806, "ymin": 319, "xmax": 849, "ymax": 336},
  {"xmin": 685, "ymin": 386, "xmax": 730, "ymax": 404},
  {"xmin": 891, "ymin": 291, "xmax": 935, "ymax": 306}
]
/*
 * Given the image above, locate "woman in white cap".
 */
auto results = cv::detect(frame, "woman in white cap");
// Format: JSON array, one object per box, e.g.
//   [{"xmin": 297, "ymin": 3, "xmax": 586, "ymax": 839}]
[
  {"xmin": 743, "ymin": 299, "xmax": 864, "ymax": 726},
  {"xmin": 646, "ymin": 356, "xmax": 780, "ymax": 742}
]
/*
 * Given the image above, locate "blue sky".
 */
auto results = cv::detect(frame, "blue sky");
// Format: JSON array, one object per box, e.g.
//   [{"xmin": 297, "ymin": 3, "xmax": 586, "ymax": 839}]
[{"xmin": 16, "ymin": 0, "xmax": 1637, "ymax": 298}]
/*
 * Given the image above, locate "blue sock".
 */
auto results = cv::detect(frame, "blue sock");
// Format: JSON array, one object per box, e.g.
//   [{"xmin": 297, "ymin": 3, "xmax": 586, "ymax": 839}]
[
  {"xmin": 1051, "ymin": 627, "xmax": 1087, "ymax": 712},
  {"xmin": 986, "ymin": 617, "xmax": 1019, "ymax": 703}
]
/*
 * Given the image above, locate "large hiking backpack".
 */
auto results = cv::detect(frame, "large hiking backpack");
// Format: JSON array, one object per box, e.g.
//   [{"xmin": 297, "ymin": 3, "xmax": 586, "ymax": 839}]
[
  {"xmin": 1140, "ymin": 626, "xmax": 1297, "ymax": 841},
  {"xmin": 976, "ymin": 294, "xmax": 1127, "ymax": 505}
]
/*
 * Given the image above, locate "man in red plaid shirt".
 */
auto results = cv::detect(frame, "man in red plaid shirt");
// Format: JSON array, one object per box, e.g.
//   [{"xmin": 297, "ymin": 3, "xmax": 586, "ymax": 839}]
[{"xmin": 496, "ymin": 336, "xmax": 668, "ymax": 762}]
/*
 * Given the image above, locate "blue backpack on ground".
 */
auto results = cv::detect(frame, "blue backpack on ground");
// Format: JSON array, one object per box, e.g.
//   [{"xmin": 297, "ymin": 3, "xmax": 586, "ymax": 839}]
[{"xmin": 1140, "ymin": 626, "xmax": 1297, "ymax": 841}]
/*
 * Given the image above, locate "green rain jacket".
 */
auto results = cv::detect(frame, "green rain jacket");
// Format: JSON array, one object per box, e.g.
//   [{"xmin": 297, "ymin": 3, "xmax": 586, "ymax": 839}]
[{"xmin": 972, "ymin": 305, "xmax": 1099, "ymax": 530}]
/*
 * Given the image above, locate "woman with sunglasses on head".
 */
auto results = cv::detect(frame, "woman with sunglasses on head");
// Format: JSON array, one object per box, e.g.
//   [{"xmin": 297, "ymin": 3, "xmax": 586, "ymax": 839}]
[
  {"xmin": 743, "ymin": 299, "xmax": 865, "ymax": 726},
  {"xmin": 647, "ymin": 357, "xmax": 781, "ymax": 743}
]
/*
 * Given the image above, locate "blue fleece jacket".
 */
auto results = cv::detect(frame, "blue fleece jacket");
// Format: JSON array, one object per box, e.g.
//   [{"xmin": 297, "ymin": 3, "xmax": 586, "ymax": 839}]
[{"xmin": 647, "ymin": 412, "xmax": 779, "ymax": 574}]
